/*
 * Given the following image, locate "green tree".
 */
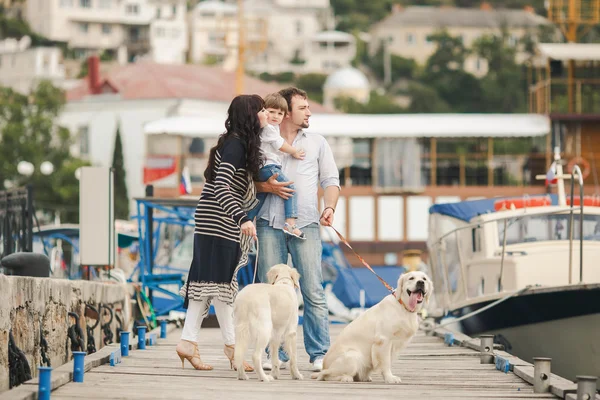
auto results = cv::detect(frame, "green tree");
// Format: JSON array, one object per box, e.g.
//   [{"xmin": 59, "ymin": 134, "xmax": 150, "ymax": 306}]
[
  {"xmin": 365, "ymin": 45, "xmax": 418, "ymax": 83},
  {"xmin": 406, "ymin": 82, "xmax": 452, "ymax": 113},
  {"xmin": 334, "ymin": 91, "xmax": 405, "ymax": 113},
  {"xmin": 294, "ymin": 73, "xmax": 327, "ymax": 104},
  {"xmin": 0, "ymin": 81, "xmax": 89, "ymax": 222},
  {"xmin": 111, "ymin": 124, "xmax": 129, "ymax": 220}
]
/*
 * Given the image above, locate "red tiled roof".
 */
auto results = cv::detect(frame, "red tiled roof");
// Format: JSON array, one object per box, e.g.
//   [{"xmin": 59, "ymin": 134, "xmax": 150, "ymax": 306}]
[{"xmin": 66, "ymin": 62, "xmax": 336, "ymax": 113}]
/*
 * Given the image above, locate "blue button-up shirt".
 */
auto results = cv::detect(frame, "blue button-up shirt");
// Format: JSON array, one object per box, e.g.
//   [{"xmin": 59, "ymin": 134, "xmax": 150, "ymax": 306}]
[{"xmin": 257, "ymin": 130, "xmax": 340, "ymax": 229}]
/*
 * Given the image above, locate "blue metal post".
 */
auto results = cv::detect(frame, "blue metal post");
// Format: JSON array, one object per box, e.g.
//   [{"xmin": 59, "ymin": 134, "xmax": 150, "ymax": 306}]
[
  {"xmin": 137, "ymin": 325, "xmax": 147, "ymax": 350},
  {"xmin": 72, "ymin": 351, "xmax": 86, "ymax": 383},
  {"xmin": 38, "ymin": 366, "xmax": 52, "ymax": 400},
  {"xmin": 160, "ymin": 320, "xmax": 167, "ymax": 339},
  {"xmin": 120, "ymin": 331, "xmax": 130, "ymax": 356}
]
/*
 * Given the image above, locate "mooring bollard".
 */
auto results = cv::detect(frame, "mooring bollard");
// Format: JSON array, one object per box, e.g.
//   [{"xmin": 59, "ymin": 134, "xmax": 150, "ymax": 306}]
[
  {"xmin": 137, "ymin": 325, "xmax": 147, "ymax": 350},
  {"xmin": 72, "ymin": 351, "xmax": 86, "ymax": 383},
  {"xmin": 576, "ymin": 375, "xmax": 598, "ymax": 400},
  {"xmin": 160, "ymin": 320, "xmax": 168, "ymax": 339},
  {"xmin": 479, "ymin": 334, "xmax": 494, "ymax": 364},
  {"xmin": 120, "ymin": 331, "xmax": 130, "ymax": 356},
  {"xmin": 38, "ymin": 366, "xmax": 52, "ymax": 400},
  {"xmin": 533, "ymin": 357, "xmax": 551, "ymax": 393}
]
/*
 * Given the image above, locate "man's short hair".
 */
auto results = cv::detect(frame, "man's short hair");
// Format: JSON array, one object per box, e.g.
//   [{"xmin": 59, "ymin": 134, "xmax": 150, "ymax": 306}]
[
  {"xmin": 278, "ymin": 87, "xmax": 307, "ymax": 112},
  {"xmin": 264, "ymin": 93, "xmax": 288, "ymax": 114}
]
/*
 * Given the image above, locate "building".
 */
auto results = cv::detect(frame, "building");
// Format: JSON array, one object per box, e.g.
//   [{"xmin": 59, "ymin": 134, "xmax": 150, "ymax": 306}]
[
  {"xmin": 0, "ymin": 36, "xmax": 69, "ymax": 94},
  {"xmin": 369, "ymin": 5, "xmax": 553, "ymax": 77},
  {"xmin": 144, "ymin": 112, "xmax": 551, "ymax": 266},
  {"xmin": 529, "ymin": 43, "xmax": 600, "ymax": 188},
  {"xmin": 24, "ymin": 0, "xmax": 188, "ymax": 64},
  {"xmin": 60, "ymin": 56, "xmax": 335, "ymax": 214},
  {"xmin": 323, "ymin": 66, "xmax": 370, "ymax": 109},
  {"xmin": 188, "ymin": 0, "xmax": 353, "ymax": 74}
]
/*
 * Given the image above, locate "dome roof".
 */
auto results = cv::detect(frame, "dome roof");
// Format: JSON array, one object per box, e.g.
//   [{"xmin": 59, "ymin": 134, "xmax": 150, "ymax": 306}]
[{"xmin": 323, "ymin": 67, "xmax": 369, "ymax": 90}]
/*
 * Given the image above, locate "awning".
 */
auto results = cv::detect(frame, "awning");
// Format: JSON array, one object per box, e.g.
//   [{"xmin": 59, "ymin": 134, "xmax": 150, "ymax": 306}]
[
  {"xmin": 537, "ymin": 43, "xmax": 600, "ymax": 61},
  {"xmin": 144, "ymin": 113, "xmax": 550, "ymax": 138}
]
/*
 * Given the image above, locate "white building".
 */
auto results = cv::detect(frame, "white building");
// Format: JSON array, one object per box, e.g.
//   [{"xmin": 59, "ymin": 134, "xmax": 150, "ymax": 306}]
[
  {"xmin": 188, "ymin": 0, "xmax": 352, "ymax": 74},
  {"xmin": 0, "ymin": 36, "xmax": 68, "ymax": 94},
  {"xmin": 60, "ymin": 58, "xmax": 335, "ymax": 213},
  {"xmin": 323, "ymin": 66, "xmax": 370, "ymax": 109},
  {"xmin": 24, "ymin": 0, "xmax": 188, "ymax": 65}
]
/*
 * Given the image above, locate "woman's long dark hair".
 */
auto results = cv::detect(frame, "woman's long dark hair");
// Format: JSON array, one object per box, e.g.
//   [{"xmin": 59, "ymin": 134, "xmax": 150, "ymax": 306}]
[{"xmin": 204, "ymin": 94, "xmax": 265, "ymax": 182}]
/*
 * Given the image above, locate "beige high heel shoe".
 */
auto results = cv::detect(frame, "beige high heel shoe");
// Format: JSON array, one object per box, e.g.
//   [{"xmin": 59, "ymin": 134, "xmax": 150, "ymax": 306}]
[
  {"xmin": 175, "ymin": 340, "xmax": 213, "ymax": 370},
  {"xmin": 224, "ymin": 344, "xmax": 254, "ymax": 372}
]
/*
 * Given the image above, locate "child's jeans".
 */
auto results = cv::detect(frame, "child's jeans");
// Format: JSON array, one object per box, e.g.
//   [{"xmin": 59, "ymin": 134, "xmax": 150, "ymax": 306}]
[{"xmin": 247, "ymin": 164, "xmax": 297, "ymax": 221}]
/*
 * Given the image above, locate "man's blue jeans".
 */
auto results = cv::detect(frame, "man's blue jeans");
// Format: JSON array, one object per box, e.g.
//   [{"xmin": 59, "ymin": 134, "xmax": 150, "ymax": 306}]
[
  {"xmin": 247, "ymin": 164, "xmax": 297, "ymax": 221},
  {"xmin": 256, "ymin": 219, "xmax": 330, "ymax": 363}
]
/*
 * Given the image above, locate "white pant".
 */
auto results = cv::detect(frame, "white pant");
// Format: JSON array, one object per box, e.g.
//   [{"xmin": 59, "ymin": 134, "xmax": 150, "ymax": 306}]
[{"xmin": 181, "ymin": 298, "xmax": 235, "ymax": 345}]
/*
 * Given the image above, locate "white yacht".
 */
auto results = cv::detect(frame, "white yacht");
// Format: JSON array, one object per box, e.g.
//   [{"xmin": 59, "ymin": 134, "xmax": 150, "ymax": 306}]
[{"xmin": 427, "ymin": 148, "xmax": 600, "ymax": 381}]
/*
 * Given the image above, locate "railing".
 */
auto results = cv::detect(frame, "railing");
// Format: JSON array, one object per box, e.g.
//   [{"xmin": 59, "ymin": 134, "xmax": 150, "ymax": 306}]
[
  {"xmin": 0, "ymin": 185, "xmax": 34, "ymax": 261},
  {"xmin": 529, "ymin": 78, "xmax": 600, "ymax": 114},
  {"xmin": 427, "ymin": 181, "xmax": 589, "ymax": 311}
]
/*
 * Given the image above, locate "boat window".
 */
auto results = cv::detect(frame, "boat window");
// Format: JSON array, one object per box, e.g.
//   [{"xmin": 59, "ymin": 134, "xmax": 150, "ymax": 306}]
[
  {"xmin": 471, "ymin": 227, "xmax": 482, "ymax": 252},
  {"xmin": 497, "ymin": 214, "xmax": 600, "ymax": 245}
]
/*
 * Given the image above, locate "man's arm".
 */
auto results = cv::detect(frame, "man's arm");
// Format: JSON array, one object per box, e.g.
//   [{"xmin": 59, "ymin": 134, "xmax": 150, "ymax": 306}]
[
  {"xmin": 255, "ymin": 173, "xmax": 295, "ymax": 199},
  {"xmin": 318, "ymin": 137, "xmax": 341, "ymax": 227},
  {"xmin": 319, "ymin": 185, "xmax": 340, "ymax": 227}
]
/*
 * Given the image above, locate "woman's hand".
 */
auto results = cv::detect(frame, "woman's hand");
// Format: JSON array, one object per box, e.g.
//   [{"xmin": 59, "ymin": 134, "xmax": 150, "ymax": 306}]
[{"xmin": 241, "ymin": 220, "xmax": 257, "ymax": 239}]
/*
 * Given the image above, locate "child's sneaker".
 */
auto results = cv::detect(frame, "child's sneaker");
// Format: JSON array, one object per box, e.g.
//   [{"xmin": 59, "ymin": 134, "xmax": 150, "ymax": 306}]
[{"xmin": 283, "ymin": 223, "xmax": 306, "ymax": 240}]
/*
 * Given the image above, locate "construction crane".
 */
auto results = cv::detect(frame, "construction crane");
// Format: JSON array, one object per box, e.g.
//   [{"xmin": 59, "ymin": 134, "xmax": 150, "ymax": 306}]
[{"xmin": 234, "ymin": 0, "xmax": 268, "ymax": 95}]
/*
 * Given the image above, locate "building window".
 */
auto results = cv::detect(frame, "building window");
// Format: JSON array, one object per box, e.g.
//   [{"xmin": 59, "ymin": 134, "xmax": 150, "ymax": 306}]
[
  {"xmin": 156, "ymin": 7, "xmax": 161, "ymax": 18},
  {"xmin": 99, "ymin": 0, "xmax": 111, "ymax": 8},
  {"xmin": 78, "ymin": 126, "xmax": 90, "ymax": 157},
  {"xmin": 171, "ymin": 28, "xmax": 179, "ymax": 38},
  {"xmin": 172, "ymin": 4, "xmax": 177, "ymax": 17},
  {"xmin": 79, "ymin": 0, "xmax": 91, "ymax": 8},
  {"xmin": 79, "ymin": 23, "xmax": 89, "ymax": 33},
  {"xmin": 126, "ymin": 3, "xmax": 140, "ymax": 15},
  {"xmin": 60, "ymin": 0, "xmax": 74, "ymax": 7},
  {"xmin": 102, "ymin": 24, "xmax": 112, "ymax": 34},
  {"xmin": 155, "ymin": 27, "xmax": 165, "ymax": 37},
  {"xmin": 295, "ymin": 20, "xmax": 303, "ymax": 34},
  {"xmin": 406, "ymin": 33, "xmax": 416, "ymax": 44}
]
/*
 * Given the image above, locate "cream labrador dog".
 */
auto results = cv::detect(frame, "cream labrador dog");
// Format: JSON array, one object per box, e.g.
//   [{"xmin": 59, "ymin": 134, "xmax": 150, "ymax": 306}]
[
  {"xmin": 233, "ymin": 263, "xmax": 304, "ymax": 382},
  {"xmin": 313, "ymin": 271, "xmax": 433, "ymax": 384}
]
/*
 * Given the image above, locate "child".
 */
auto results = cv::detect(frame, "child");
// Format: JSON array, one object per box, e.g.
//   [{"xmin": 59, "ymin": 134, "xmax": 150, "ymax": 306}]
[{"xmin": 247, "ymin": 93, "xmax": 306, "ymax": 239}]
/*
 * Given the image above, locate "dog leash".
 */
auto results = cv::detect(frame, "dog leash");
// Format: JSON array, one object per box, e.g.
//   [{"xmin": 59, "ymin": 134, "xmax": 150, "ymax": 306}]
[
  {"xmin": 328, "ymin": 226, "xmax": 396, "ymax": 295},
  {"xmin": 252, "ymin": 237, "xmax": 259, "ymax": 284}
]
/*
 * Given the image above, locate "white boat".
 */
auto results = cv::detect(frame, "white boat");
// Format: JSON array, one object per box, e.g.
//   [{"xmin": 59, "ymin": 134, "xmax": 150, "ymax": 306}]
[{"xmin": 426, "ymin": 148, "xmax": 600, "ymax": 381}]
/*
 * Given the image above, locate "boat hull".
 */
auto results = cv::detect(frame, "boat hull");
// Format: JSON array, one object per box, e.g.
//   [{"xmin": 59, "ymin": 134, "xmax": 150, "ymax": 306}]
[{"xmin": 444, "ymin": 286, "xmax": 600, "ymax": 381}]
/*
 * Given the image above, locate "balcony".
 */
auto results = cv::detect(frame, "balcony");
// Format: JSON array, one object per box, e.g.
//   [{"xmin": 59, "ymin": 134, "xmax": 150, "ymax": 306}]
[{"xmin": 530, "ymin": 78, "xmax": 600, "ymax": 115}]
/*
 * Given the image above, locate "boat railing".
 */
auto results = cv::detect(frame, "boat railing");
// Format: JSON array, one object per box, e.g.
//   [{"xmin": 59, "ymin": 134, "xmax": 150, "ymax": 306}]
[{"xmin": 428, "ymin": 168, "xmax": 586, "ymax": 310}]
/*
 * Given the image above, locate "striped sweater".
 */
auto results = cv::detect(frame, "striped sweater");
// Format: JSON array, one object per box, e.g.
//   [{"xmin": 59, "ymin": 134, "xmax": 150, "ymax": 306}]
[{"xmin": 195, "ymin": 137, "xmax": 250, "ymax": 243}]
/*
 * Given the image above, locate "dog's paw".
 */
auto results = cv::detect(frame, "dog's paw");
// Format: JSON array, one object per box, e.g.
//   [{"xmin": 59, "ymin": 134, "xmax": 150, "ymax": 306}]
[
  {"xmin": 362, "ymin": 376, "xmax": 372, "ymax": 382},
  {"xmin": 310, "ymin": 372, "xmax": 320, "ymax": 380},
  {"xmin": 292, "ymin": 372, "xmax": 304, "ymax": 380},
  {"xmin": 260, "ymin": 374, "xmax": 275, "ymax": 382},
  {"xmin": 384, "ymin": 375, "xmax": 402, "ymax": 384},
  {"xmin": 340, "ymin": 375, "xmax": 354, "ymax": 383},
  {"xmin": 237, "ymin": 372, "xmax": 249, "ymax": 381}
]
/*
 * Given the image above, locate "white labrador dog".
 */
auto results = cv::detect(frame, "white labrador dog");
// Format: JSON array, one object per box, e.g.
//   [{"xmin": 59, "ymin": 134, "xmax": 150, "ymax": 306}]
[
  {"xmin": 313, "ymin": 271, "xmax": 433, "ymax": 384},
  {"xmin": 233, "ymin": 263, "xmax": 304, "ymax": 382}
]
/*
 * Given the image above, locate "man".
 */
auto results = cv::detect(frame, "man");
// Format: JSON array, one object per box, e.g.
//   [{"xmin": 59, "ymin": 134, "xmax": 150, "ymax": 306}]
[{"xmin": 254, "ymin": 87, "xmax": 340, "ymax": 372}]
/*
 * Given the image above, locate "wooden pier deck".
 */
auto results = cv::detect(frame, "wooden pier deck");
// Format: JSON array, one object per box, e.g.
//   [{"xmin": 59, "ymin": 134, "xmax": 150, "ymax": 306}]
[{"xmin": 37, "ymin": 324, "xmax": 567, "ymax": 400}]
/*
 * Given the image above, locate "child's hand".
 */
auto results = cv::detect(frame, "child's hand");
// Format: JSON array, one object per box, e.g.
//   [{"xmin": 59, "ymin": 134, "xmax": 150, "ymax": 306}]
[{"xmin": 292, "ymin": 149, "xmax": 305, "ymax": 160}]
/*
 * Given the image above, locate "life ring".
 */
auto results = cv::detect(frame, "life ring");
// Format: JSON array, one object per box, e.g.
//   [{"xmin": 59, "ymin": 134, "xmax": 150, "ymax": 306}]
[
  {"xmin": 566, "ymin": 195, "xmax": 600, "ymax": 207},
  {"xmin": 567, "ymin": 156, "xmax": 591, "ymax": 180},
  {"xmin": 494, "ymin": 196, "xmax": 551, "ymax": 211}
]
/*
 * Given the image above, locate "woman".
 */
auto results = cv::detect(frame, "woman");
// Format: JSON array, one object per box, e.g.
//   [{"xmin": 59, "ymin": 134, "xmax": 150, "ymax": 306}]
[{"xmin": 176, "ymin": 94, "xmax": 268, "ymax": 371}]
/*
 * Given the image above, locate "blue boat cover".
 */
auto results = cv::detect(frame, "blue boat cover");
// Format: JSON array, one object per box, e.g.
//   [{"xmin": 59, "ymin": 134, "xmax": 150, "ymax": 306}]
[
  {"xmin": 332, "ymin": 266, "xmax": 407, "ymax": 308},
  {"xmin": 429, "ymin": 194, "xmax": 558, "ymax": 222}
]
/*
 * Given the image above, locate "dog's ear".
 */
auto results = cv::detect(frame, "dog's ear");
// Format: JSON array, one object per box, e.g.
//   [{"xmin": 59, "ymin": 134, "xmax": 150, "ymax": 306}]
[
  {"xmin": 425, "ymin": 276, "xmax": 434, "ymax": 304},
  {"xmin": 396, "ymin": 272, "xmax": 409, "ymax": 299},
  {"xmin": 290, "ymin": 268, "xmax": 300, "ymax": 288},
  {"xmin": 266, "ymin": 265, "xmax": 279, "ymax": 284}
]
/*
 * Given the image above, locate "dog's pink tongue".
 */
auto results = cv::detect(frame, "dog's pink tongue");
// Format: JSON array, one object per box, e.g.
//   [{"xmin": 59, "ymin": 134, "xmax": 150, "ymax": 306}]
[{"xmin": 408, "ymin": 292, "xmax": 423, "ymax": 311}]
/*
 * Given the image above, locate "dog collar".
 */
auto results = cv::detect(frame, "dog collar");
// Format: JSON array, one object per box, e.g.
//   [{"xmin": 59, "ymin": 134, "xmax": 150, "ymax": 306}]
[{"xmin": 272, "ymin": 277, "xmax": 296, "ymax": 287}]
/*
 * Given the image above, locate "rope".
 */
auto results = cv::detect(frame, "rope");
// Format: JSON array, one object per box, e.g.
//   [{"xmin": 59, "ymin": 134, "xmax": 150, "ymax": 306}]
[
  {"xmin": 8, "ymin": 330, "xmax": 32, "ymax": 388},
  {"xmin": 432, "ymin": 285, "xmax": 536, "ymax": 330},
  {"xmin": 252, "ymin": 238, "xmax": 258, "ymax": 284}
]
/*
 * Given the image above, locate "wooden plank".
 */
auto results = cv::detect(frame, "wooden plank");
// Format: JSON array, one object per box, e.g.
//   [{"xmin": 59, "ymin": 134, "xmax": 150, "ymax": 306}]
[{"xmin": 37, "ymin": 324, "xmax": 565, "ymax": 399}]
